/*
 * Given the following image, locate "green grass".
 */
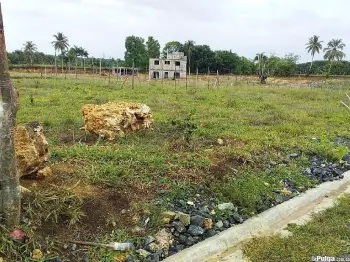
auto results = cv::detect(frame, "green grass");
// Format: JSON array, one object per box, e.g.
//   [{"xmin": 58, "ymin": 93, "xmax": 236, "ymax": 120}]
[
  {"xmin": 243, "ymin": 194, "xmax": 350, "ymax": 262},
  {"xmin": 8, "ymin": 73, "xmax": 350, "ymax": 260}
]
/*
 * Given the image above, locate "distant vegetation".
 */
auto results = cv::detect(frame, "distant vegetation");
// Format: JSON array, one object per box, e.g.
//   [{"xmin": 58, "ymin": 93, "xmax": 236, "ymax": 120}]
[{"xmin": 7, "ymin": 34, "xmax": 349, "ymax": 76}]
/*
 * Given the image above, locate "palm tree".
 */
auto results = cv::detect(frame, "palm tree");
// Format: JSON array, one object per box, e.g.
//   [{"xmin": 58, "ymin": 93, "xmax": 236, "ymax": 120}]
[
  {"xmin": 254, "ymin": 53, "xmax": 268, "ymax": 75},
  {"xmin": 184, "ymin": 40, "xmax": 195, "ymax": 76},
  {"xmin": 51, "ymin": 32, "xmax": 69, "ymax": 75},
  {"xmin": 82, "ymin": 49, "xmax": 89, "ymax": 74},
  {"xmin": 305, "ymin": 35, "xmax": 323, "ymax": 74},
  {"xmin": 22, "ymin": 41, "xmax": 37, "ymax": 66},
  {"xmin": 324, "ymin": 39, "xmax": 346, "ymax": 73}
]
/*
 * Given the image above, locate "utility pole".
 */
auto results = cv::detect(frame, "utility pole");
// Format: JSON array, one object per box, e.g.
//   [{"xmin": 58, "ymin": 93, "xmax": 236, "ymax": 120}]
[
  {"xmin": 132, "ymin": 59, "xmax": 135, "ymax": 89},
  {"xmin": 0, "ymin": 3, "xmax": 21, "ymax": 226},
  {"xmin": 99, "ymin": 58, "xmax": 102, "ymax": 75}
]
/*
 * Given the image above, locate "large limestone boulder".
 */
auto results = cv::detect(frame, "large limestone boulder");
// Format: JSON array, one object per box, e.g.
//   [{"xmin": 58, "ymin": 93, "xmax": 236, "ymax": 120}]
[
  {"xmin": 14, "ymin": 122, "xmax": 49, "ymax": 177},
  {"xmin": 81, "ymin": 102, "xmax": 153, "ymax": 140}
]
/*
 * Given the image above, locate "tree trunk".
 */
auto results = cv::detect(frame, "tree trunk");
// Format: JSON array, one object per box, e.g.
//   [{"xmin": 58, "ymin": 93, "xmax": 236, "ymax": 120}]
[
  {"xmin": 61, "ymin": 57, "xmax": 63, "ymax": 75},
  {"xmin": 188, "ymin": 51, "xmax": 191, "ymax": 76},
  {"xmin": 54, "ymin": 50, "xmax": 57, "ymax": 75},
  {"xmin": 329, "ymin": 60, "xmax": 334, "ymax": 74},
  {"xmin": 75, "ymin": 56, "xmax": 78, "ymax": 80},
  {"xmin": 0, "ymin": 3, "xmax": 21, "ymax": 227},
  {"xmin": 308, "ymin": 55, "xmax": 314, "ymax": 74}
]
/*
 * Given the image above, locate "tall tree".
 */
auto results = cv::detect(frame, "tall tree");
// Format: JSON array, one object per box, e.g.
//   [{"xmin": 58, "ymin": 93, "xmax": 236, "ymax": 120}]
[
  {"xmin": 0, "ymin": 3, "xmax": 21, "ymax": 226},
  {"xmin": 214, "ymin": 50, "xmax": 240, "ymax": 74},
  {"xmin": 191, "ymin": 45, "xmax": 215, "ymax": 73},
  {"xmin": 183, "ymin": 40, "xmax": 195, "ymax": 75},
  {"xmin": 254, "ymin": 53, "xmax": 268, "ymax": 83},
  {"xmin": 51, "ymin": 32, "xmax": 69, "ymax": 74},
  {"xmin": 124, "ymin": 36, "xmax": 147, "ymax": 68},
  {"xmin": 146, "ymin": 36, "xmax": 160, "ymax": 59},
  {"xmin": 81, "ymin": 48, "xmax": 88, "ymax": 73},
  {"xmin": 324, "ymin": 39, "xmax": 346, "ymax": 73},
  {"xmin": 68, "ymin": 46, "xmax": 81, "ymax": 73},
  {"xmin": 162, "ymin": 41, "xmax": 183, "ymax": 57},
  {"xmin": 305, "ymin": 35, "xmax": 323, "ymax": 74},
  {"xmin": 22, "ymin": 41, "xmax": 37, "ymax": 66}
]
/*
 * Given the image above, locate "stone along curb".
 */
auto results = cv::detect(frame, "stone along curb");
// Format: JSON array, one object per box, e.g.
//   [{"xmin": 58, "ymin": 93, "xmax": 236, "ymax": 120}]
[{"xmin": 162, "ymin": 171, "xmax": 350, "ymax": 262}]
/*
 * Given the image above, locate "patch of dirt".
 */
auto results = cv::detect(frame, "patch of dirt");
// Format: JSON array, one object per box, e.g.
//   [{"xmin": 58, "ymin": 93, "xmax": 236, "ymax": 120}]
[
  {"xmin": 208, "ymin": 155, "xmax": 247, "ymax": 180},
  {"xmin": 22, "ymin": 172, "xmax": 157, "ymax": 240},
  {"xmin": 20, "ymin": 162, "xmax": 75, "ymax": 189},
  {"xmin": 60, "ymin": 130, "xmax": 99, "ymax": 145},
  {"xmin": 165, "ymin": 166, "xmax": 207, "ymax": 183}
]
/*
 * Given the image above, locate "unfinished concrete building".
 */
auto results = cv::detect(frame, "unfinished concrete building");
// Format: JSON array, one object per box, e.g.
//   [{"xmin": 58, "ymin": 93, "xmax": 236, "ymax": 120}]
[{"xmin": 149, "ymin": 52, "xmax": 187, "ymax": 79}]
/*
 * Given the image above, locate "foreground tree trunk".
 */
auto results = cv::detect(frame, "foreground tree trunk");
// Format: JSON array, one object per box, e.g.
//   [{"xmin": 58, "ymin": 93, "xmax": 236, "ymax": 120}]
[
  {"xmin": 308, "ymin": 55, "xmax": 314, "ymax": 75},
  {"xmin": 0, "ymin": 3, "xmax": 21, "ymax": 226},
  {"xmin": 54, "ymin": 51, "xmax": 57, "ymax": 76}
]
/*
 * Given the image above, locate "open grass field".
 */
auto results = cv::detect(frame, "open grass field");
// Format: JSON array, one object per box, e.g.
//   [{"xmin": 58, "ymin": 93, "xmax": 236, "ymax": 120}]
[{"xmin": 3, "ymin": 73, "xmax": 350, "ymax": 261}]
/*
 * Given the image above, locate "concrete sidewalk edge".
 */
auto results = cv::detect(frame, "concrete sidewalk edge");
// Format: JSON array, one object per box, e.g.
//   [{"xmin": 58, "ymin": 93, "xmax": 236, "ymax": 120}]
[{"xmin": 162, "ymin": 171, "xmax": 350, "ymax": 262}]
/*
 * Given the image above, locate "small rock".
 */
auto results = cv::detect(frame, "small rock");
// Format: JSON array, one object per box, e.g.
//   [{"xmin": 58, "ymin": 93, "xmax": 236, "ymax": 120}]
[
  {"xmin": 162, "ymin": 211, "xmax": 176, "ymax": 220},
  {"xmin": 137, "ymin": 249, "xmax": 151, "ymax": 258},
  {"xmin": 155, "ymin": 229, "xmax": 173, "ymax": 250},
  {"xmin": 185, "ymin": 236, "xmax": 195, "ymax": 246},
  {"xmin": 205, "ymin": 229, "xmax": 216, "ymax": 238},
  {"xmin": 342, "ymin": 154, "xmax": 350, "ymax": 164},
  {"xmin": 223, "ymin": 220, "xmax": 230, "ymax": 228},
  {"xmin": 190, "ymin": 215, "xmax": 205, "ymax": 227},
  {"xmin": 233, "ymin": 214, "xmax": 244, "ymax": 224},
  {"xmin": 124, "ymin": 256, "xmax": 134, "ymax": 262},
  {"xmin": 149, "ymin": 253, "xmax": 160, "ymax": 262},
  {"xmin": 289, "ymin": 153, "xmax": 299, "ymax": 158},
  {"xmin": 304, "ymin": 168, "xmax": 312, "ymax": 175},
  {"xmin": 121, "ymin": 209, "xmax": 127, "ymax": 214},
  {"xmin": 199, "ymin": 206, "xmax": 210, "ymax": 214},
  {"xmin": 203, "ymin": 218, "xmax": 213, "ymax": 229},
  {"xmin": 175, "ymin": 212, "xmax": 191, "ymax": 226},
  {"xmin": 270, "ymin": 161, "xmax": 277, "ymax": 166},
  {"xmin": 187, "ymin": 225, "xmax": 204, "ymax": 237},
  {"xmin": 32, "ymin": 249, "xmax": 43, "ymax": 260},
  {"xmin": 217, "ymin": 202, "xmax": 236, "ymax": 211},
  {"xmin": 148, "ymin": 242, "xmax": 161, "ymax": 253},
  {"xmin": 187, "ymin": 201, "xmax": 195, "ymax": 206},
  {"xmin": 175, "ymin": 244, "xmax": 184, "ymax": 252},
  {"xmin": 172, "ymin": 221, "xmax": 186, "ymax": 233},
  {"xmin": 144, "ymin": 235, "xmax": 156, "ymax": 246},
  {"xmin": 178, "ymin": 235, "xmax": 187, "ymax": 245},
  {"xmin": 215, "ymin": 220, "xmax": 224, "ymax": 229}
]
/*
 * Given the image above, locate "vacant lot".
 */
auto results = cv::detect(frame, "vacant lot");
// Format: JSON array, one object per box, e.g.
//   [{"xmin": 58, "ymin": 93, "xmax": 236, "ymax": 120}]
[{"xmin": 4, "ymin": 74, "xmax": 350, "ymax": 261}]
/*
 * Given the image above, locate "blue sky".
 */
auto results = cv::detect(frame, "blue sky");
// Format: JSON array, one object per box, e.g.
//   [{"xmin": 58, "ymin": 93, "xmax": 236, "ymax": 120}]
[{"xmin": 2, "ymin": 0, "xmax": 349, "ymax": 62}]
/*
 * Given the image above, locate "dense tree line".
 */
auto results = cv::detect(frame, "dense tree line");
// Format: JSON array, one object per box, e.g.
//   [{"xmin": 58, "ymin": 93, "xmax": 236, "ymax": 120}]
[
  {"xmin": 297, "ymin": 61, "xmax": 350, "ymax": 75},
  {"xmin": 124, "ymin": 36, "xmax": 257, "ymax": 74},
  {"xmin": 7, "ymin": 33, "xmax": 349, "ymax": 77}
]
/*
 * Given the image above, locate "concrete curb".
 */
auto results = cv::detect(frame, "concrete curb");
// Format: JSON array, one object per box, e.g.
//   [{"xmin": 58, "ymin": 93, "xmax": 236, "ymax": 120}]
[{"xmin": 163, "ymin": 171, "xmax": 350, "ymax": 262}]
